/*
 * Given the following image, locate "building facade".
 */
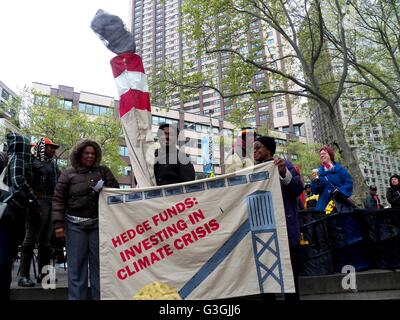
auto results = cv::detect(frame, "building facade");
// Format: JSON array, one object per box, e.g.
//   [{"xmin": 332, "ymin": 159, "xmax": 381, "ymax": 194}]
[
  {"xmin": 32, "ymin": 82, "xmax": 237, "ymax": 187},
  {"xmin": 0, "ymin": 80, "xmax": 20, "ymax": 148}
]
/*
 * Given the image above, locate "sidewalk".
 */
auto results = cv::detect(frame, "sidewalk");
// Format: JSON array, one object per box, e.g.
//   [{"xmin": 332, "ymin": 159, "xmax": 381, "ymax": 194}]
[
  {"xmin": 10, "ymin": 262, "xmax": 400, "ymax": 300},
  {"xmin": 10, "ymin": 258, "xmax": 68, "ymax": 300}
]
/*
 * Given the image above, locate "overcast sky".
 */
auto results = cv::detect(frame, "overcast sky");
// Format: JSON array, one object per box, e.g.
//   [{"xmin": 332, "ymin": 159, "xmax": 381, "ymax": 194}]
[{"xmin": 0, "ymin": 0, "xmax": 130, "ymax": 98}]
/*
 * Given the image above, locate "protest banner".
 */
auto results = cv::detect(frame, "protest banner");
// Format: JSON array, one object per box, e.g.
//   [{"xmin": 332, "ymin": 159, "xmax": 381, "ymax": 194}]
[{"xmin": 99, "ymin": 161, "xmax": 295, "ymax": 299}]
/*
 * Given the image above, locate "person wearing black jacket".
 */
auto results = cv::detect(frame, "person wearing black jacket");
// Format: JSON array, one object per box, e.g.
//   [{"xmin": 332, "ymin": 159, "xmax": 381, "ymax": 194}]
[
  {"xmin": 364, "ymin": 185, "xmax": 383, "ymax": 210},
  {"xmin": 154, "ymin": 123, "xmax": 195, "ymax": 186},
  {"xmin": 0, "ymin": 132, "xmax": 38, "ymax": 299},
  {"xmin": 386, "ymin": 174, "xmax": 400, "ymax": 209},
  {"xmin": 18, "ymin": 137, "xmax": 60, "ymax": 287},
  {"xmin": 52, "ymin": 139, "xmax": 119, "ymax": 300}
]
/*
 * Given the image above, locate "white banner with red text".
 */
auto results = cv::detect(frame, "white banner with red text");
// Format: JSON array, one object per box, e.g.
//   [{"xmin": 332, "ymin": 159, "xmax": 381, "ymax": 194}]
[{"xmin": 99, "ymin": 161, "xmax": 295, "ymax": 300}]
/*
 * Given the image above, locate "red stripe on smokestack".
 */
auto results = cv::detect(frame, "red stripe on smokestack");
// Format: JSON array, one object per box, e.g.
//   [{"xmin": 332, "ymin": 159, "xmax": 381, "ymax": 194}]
[
  {"xmin": 110, "ymin": 53, "xmax": 145, "ymax": 78},
  {"xmin": 119, "ymin": 90, "xmax": 151, "ymax": 117}
]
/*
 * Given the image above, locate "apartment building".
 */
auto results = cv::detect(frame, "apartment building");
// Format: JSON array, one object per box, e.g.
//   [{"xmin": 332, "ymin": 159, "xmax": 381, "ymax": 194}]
[{"xmin": 0, "ymin": 80, "xmax": 20, "ymax": 147}]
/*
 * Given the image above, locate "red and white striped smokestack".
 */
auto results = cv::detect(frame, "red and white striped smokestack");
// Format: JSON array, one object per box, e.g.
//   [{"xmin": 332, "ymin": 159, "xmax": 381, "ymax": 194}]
[{"xmin": 111, "ymin": 53, "xmax": 155, "ymax": 187}]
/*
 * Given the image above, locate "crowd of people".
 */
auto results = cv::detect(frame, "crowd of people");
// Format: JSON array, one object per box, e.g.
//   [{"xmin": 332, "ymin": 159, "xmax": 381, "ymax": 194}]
[{"xmin": 0, "ymin": 126, "xmax": 398, "ymax": 300}]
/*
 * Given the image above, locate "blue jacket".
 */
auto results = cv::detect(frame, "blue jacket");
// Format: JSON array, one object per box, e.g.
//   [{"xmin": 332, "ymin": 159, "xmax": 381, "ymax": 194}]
[
  {"xmin": 279, "ymin": 160, "xmax": 304, "ymax": 248},
  {"xmin": 311, "ymin": 162, "xmax": 353, "ymax": 211}
]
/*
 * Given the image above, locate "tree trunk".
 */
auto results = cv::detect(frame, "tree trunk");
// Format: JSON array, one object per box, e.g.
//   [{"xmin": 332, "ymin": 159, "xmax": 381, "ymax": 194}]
[{"xmin": 328, "ymin": 113, "xmax": 367, "ymax": 206}]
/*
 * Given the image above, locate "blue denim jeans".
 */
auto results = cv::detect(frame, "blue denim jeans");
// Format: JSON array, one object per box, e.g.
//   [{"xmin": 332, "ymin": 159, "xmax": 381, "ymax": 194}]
[{"xmin": 65, "ymin": 220, "xmax": 100, "ymax": 300}]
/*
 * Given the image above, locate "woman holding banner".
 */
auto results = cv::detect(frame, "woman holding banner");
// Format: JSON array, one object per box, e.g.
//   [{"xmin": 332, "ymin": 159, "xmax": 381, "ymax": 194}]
[
  {"xmin": 52, "ymin": 139, "xmax": 119, "ymax": 300},
  {"xmin": 254, "ymin": 136, "xmax": 304, "ymax": 300}
]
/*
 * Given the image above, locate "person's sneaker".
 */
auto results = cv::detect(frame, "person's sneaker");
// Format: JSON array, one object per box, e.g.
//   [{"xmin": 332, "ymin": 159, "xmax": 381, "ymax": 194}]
[{"xmin": 18, "ymin": 276, "xmax": 35, "ymax": 287}]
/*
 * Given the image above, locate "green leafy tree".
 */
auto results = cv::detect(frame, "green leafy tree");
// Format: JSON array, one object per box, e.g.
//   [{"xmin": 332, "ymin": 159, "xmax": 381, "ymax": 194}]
[
  {"xmin": 158, "ymin": 0, "xmax": 368, "ymax": 203},
  {"xmin": 19, "ymin": 89, "xmax": 125, "ymax": 176},
  {"xmin": 286, "ymin": 141, "xmax": 321, "ymax": 181}
]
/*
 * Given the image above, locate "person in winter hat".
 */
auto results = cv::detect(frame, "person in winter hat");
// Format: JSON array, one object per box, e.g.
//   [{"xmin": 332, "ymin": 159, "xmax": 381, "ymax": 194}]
[
  {"xmin": 386, "ymin": 174, "xmax": 400, "ymax": 208},
  {"xmin": 18, "ymin": 138, "xmax": 60, "ymax": 287}
]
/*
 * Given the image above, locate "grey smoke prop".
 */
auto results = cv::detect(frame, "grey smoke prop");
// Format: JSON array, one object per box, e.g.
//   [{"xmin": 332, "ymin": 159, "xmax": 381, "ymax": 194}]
[{"xmin": 90, "ymin": 9, "xmax": 136, "ymax": 54}]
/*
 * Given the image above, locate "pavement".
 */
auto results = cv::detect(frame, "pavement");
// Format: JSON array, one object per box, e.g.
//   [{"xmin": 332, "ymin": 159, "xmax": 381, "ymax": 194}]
[
  {"xmin": 10, "ymin": 253, "xmax": 69, "ymax": 300},
  {"xmin": 10, "ymin": 254, "xmax": 400, "ymax": 300}
]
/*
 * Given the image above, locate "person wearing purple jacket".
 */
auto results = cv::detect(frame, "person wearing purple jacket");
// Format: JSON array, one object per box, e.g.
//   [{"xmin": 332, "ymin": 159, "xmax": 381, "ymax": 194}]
[{"xmin": 254, "ymin": 136, "xmax": 304, "ymax": 299}]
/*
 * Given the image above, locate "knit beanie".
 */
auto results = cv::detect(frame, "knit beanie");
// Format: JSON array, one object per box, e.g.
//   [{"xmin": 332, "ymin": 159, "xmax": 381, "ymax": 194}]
[
  {"xmin": 255, "ymin": 136, "xmax": 276, "ymax": 156},
  {"xmin": 389, "ymin": 174, "xmax": 400, "ymax": 189}
]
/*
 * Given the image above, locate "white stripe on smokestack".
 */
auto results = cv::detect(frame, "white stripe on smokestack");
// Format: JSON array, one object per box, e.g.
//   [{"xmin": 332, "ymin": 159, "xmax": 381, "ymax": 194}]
[{"xmin": 114, "ymin": 71, "xmax": 149, "ymax": 97}]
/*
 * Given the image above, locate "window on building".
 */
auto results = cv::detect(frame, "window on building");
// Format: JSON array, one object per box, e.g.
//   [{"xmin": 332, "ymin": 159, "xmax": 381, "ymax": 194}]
[
  {"xmin": 58, "ymin": 99, "xmax": 72, "ymax": 110},
  {"xmin": 152, "ymin": 115, "xmax": 178, "ymax": 127},
  {"xmin": 34, "ymin": 95, "xmax": 49, "ymax": 106},
  {"xmin": 78, "ymin": 102, "xmax": 112, "ymax": 116},
  {"xmin": 184, "ymin": 121, "xmax": 195, "ymax": 130},
  {"xmin": 1, "ymin": 89, "xmax": 10, "ymax": 100},
  {"xmin": 294, "ymin": 125, "xmax": 301, "ymax": 136},
  {"xmin": 119, "ymin": 146, "xmax": 129, "ymax": 157},
  {"xmin": 276, "ymin": 138, "xmax": 286, "ymax": 146},
  {"xmin": 277, "ymin": 111, "xmax": 284, "ymax": 117}
]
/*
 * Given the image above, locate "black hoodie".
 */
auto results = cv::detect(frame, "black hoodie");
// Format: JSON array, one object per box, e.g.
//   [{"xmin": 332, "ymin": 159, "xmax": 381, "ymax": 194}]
[{"xmin": 5, "ymin": 132, "xmax": 37, "ymax": 204}]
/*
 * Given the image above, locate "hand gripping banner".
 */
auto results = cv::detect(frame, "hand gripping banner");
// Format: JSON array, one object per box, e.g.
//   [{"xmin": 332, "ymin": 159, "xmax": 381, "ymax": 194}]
[{"xmin": 99, "ymin": 162, "xmax": 295, "ymax": 300}]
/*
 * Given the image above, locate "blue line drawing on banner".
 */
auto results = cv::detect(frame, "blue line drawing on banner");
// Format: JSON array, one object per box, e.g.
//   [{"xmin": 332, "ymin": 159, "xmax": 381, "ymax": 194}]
[
  {"xmin": 227, "ymin": 175, "xmax": 247, "ymax": 186},
  {"xmin": 185, "ymin": 182, "xmax": 206, "ymax": 193},
  {"xmin": 125, "ymin": 192, "xmax": 143, "ymax": 202},
  {"xmin": 246, "ymin": 190, "xmax": 284, "ymax": 293},
  {"xmin": 107, "ymin": 195, "xmax": 124, "ymax": 205},
  {"xmin": 179, "ymin": 220, "xmax": 251, "ymax": 299},
  {"xmin": 164, "ymin": 186, "xmax": 184, "ymax": 197},
  {"xmin": 207, "ymin": 179, "xmax": 225, "ymax": 189},
  {"xmin": 249, "ymin": 171, "xmax": 270, "ymax": 182},
  {"xmin": 144, "ymin": 189, "xmax": 163, "ymax": 199}
]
